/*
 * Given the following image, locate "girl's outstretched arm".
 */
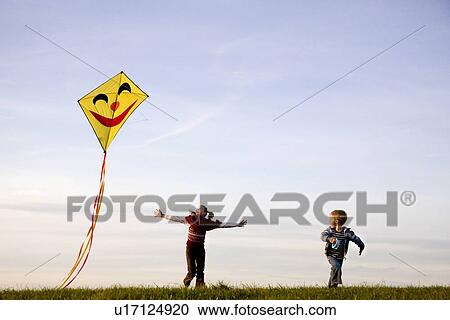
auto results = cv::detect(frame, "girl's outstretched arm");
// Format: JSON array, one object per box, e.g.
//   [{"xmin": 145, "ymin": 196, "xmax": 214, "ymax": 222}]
[
  {"xmin": 154, "ymin": 209, "xmax": 187, "ymax": 224},
  {"xmin": 219, "ymin": 219, "xmax": 247, "ymax": 228}
]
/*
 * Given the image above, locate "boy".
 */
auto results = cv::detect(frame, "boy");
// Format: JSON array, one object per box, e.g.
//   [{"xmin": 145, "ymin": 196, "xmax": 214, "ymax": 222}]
[
  {"xmin": 321, "ymin": 210, "xmax": 365, "ymax": 288},
  {"xmin": 154, "ymin": 205, "xmax": 247, "ymax": 287}
]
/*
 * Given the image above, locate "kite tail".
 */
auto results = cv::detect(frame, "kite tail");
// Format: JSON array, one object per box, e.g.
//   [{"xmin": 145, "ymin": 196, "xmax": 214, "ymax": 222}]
[{"xmin": 57, "ymin": 151, "xmax": 107, "ymax": 289}]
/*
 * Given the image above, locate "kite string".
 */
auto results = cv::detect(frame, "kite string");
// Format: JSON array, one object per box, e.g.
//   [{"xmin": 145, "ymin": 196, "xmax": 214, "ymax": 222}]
[{"xmin": 57, "ymin": 151, "xmax": 107, "ymax": 289}]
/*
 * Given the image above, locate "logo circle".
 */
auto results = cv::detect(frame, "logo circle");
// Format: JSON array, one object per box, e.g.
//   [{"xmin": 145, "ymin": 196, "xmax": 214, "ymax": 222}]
[{"xmin": 400, "ymin": 191, "xmax": 416, "ymax": 206}]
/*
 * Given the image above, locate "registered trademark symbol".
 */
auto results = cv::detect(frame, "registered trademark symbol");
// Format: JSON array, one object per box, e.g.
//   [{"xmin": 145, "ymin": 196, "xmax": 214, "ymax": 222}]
[{"xmin": 400, "ymin": 191, "xmax": 416, "ymax": 206}]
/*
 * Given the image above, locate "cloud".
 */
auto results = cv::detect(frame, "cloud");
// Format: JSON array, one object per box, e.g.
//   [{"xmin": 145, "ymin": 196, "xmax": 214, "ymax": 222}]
[
  {"xmin": 0, "ymin": 202, "xmax": 65, "ymax": 214},
  {"xmin": 129, "ymin": 111, "xmax": 220, "ymax": 149}
]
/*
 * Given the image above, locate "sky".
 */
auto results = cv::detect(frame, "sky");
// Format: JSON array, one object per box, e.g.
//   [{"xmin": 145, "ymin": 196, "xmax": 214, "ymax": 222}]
[{"xmin": 0, "ymin": 0, "xmax": 449, "ymax": 288}]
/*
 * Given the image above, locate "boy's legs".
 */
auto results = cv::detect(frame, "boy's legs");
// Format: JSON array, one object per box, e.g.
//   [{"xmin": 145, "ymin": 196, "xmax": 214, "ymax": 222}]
[
  {"xmin": 195, "ymin": 246, "xmax": 206, "ymax": 287},
  {"xmin": 184, "ymin": 245, "xmax": 197, "ymax": 287},
  {"xmin": 327, "ymin": 256, "xmax": 344, "ymax": 288}
]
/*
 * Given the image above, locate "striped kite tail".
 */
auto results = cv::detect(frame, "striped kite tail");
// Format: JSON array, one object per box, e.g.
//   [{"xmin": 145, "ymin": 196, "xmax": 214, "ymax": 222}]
[{"xmin": 57, "ymin": 151, "xmax": 107, "ymax": 289}]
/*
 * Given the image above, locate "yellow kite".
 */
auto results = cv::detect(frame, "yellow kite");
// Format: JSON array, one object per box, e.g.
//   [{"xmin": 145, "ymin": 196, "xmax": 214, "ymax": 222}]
[
  {"xmin": 59, "ymin": 72, "xmax": 148, "ymax": 288},
  {"xmin": 79, "ymin": 71, "xmax": 149, "ymax": 151}
]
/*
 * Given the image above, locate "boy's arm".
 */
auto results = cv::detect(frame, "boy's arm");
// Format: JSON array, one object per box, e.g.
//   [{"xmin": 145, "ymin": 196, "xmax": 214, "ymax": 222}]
[
  {"xmin": 154, "ymin": 209, "xmax": 187, "ymax": 224},
  {"xmin": 347, "ymin": 230, "xmax": 365, "ymax": 255},
  {"xmin": 321, "ymin": 228, "xmax": 337, "ymax": 244},
  {"xmin": 320, "ymin": 228, "xmax": 331, "ymax": 242}
]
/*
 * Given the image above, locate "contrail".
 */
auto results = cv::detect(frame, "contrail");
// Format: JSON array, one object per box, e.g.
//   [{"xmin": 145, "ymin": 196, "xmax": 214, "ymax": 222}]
[
  {"xmin": 273, "ymin": 25, "xmax": 426, "ymax": 121},
  {"xmin": 25, "ymin": 24, "xmax": 178, "ymax": 121},
  {"xmin": 389, "ymin": 252, "xmax": 427, "ymax": 277},
  {"xmin": 25, "ymin": 253, "xmax": 62, "ymax": 276}
]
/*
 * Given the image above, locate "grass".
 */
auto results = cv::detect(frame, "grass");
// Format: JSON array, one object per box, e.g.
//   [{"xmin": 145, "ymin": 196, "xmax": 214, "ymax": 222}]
[{"xmin": 1, "ymin": 283, "xmax": 449, "ymax": 300}]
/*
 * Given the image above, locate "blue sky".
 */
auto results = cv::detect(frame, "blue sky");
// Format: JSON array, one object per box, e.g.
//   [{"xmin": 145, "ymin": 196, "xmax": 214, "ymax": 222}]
[{"xmin": 0, "ymin": 0, "xmax": 449, "ymax": 287}]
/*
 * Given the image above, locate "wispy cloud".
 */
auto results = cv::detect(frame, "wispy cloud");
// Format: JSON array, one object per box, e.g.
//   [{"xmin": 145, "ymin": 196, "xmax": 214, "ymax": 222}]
[
  {"xmin": 130, "ymin": 111, "xmax": 220, "ymax": 148},
  {"xmin": 0, "ymin": 202, "xmax": 66, "ymax": 214}
]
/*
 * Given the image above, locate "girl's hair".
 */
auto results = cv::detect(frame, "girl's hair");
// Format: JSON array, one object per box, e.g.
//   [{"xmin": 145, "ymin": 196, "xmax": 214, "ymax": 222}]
[
  {"xmin": 199, "ymin": 205, "xmax": 214, "ymax": 218},
  {"xmin": 330, "ymin": 210, "xmax": 347, "ymax": 226}
]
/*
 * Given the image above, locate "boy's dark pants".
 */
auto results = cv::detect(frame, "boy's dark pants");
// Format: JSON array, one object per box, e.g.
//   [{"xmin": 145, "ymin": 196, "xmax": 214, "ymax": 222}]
[
  {"xmin": 184, "ymin": 244, "xmax": 205, "ymax": 287},
  {"xmin": 327, "ymin": 256, "xmax": 344, "ymax": 287}
]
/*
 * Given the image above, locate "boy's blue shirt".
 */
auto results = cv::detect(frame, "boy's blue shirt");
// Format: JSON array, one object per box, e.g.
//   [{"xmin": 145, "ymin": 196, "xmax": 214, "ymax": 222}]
[{"xmin": 321, "ymin": 226, "xmax": 365, "ymax": 258}]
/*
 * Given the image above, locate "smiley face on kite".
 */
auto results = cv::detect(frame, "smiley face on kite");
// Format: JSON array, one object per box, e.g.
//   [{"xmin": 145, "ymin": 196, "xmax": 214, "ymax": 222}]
[{"xmin": 78, "ymin": 72, "xmax": 149, "ymax": 151}]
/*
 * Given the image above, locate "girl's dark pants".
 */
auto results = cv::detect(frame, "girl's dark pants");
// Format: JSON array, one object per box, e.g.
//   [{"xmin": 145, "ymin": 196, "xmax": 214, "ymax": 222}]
[
  {"xmin": 184, "ymin": 244, "xmax": 205, "ymax": 287},
  {"xmin": 327, "ymin": 256, "xmax": 344, "ymax": 287}
]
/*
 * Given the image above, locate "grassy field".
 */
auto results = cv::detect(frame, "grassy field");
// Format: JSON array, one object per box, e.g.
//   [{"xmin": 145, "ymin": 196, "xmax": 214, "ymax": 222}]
[{"xmin": 1, "ymin": 284, "xmax": 449, "ymax": 300}]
